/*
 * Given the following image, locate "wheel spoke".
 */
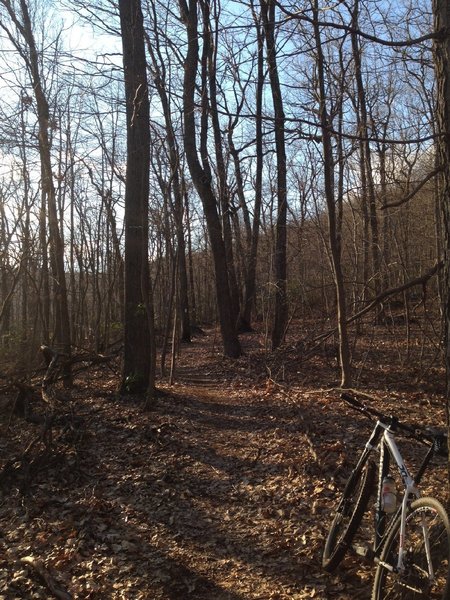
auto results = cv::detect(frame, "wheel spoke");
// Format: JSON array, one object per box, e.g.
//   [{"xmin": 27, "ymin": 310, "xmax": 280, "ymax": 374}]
[{"xmin": 372, "ymin": 498, "xmax": 450, "ymax": 599}]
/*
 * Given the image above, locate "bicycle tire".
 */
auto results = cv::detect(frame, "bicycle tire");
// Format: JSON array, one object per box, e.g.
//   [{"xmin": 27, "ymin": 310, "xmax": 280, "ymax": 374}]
[
  {"xmin": 322, "ymin": 459, "xmax": 375, "ymax": 572},
  {"xmin": 372, "ymin": 496, "xmax": 450, "ymax": 599}
]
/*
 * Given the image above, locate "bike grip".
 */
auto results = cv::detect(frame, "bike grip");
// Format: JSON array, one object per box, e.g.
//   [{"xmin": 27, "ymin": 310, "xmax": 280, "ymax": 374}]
[
  {"xmin": 341, "ymin": 392, "xmax": 364, "ymax": 409},
  {"xmin": 434, "ymin": 434, "xmax": 448, "ymax": 458}
]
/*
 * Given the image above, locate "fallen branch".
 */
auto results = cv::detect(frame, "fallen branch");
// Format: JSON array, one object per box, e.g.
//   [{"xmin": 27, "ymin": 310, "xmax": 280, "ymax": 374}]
[
  {"xmin": 20, "ymin": 556, "xmax": 72, "ymax": 600},
  {"xmin": 1, "ymin": 348, "xmax": 120, "ymax": 415},
  {"xmin": 0, "ymin": 417, "xmax": 54, "ymax": 486},
  {"xmin": 382, "ymin": 166, "xmax": 443, "ymax": 210},
  {"xmin": 349, "ymin": 261, "xmax": 442, "ymax": 324},
  {"xmin": 311, "ymin": 260, "xmax": 443, "ymax": 346}
]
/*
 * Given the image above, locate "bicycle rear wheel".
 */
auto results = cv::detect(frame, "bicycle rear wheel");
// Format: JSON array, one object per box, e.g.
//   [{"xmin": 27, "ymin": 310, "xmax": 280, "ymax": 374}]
[
  {"xmin": 372, "ymin": 497, "xmax": 450, "ymax": 599},
  {"xmin": 322, "ymin": 459, "xmax": 375, "ymax": 572}
]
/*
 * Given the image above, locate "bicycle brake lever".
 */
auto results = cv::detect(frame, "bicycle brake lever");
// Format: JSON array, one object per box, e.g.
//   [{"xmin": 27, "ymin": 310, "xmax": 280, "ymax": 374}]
[{"xmin": 433, "ymin": 434, "xmax": 448, "ymax": 458}]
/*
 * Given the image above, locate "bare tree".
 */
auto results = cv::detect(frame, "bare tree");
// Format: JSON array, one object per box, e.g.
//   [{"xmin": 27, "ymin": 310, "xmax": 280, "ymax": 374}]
[
  {"xmin": 349, "ymin": 0, "xmax": 382, "ymax": 317},
  {"xmin": 260, "ymin": 0, "xmax": 288, "ymax": 349},
  {"xmin": 311, "ymin": 0, "xmax": 351, "ymax": 386},
  {"xmin": 119, "ymin": 0, "xmax": 156, "ymax": 395},
  {"xmin": 203, "ymin": 0, "xmax": 241, "ymax": 324},
  {"xmin": 180, "ymin": 0, "xmax": 241, "ymax": 358},
  {"xmin": 0, "ymin": 0, "xmax": 72, "ymax": 380},
  {"xmin": 145, "ymin": 0, "xmax": 191, "ymax": 343},
  {"xmin": 433, "ymin": 0, "xmax": 450, "ymax": 453},
  {"xmin": 234, "ymin": 1, "xmax": 265, "ymax": 333}
]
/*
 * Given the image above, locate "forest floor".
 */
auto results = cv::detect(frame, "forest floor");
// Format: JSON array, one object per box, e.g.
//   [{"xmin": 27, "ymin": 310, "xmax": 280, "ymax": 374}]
[{"xmin": 0, "ymin": 323, "xmax": 448, "ymax": 599}]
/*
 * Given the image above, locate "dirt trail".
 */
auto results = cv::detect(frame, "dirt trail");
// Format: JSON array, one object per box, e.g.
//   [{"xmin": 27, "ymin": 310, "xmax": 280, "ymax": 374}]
[{"xmin": 2, "ymin": 330, "xmax": 445, "ymax": 599}]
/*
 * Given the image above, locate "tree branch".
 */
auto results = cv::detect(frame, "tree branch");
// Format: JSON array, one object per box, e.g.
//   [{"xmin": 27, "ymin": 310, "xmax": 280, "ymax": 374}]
[
  {"xmin": 273, "ymin": 1, "xmax": 445, "ymax": 48},
  {"xmin": 311, "ymin": 261, "xmax": 444, "ymax": 345},
  {"xmin": 382, "ymin": 167, "xmax": 443, "ymax": 209}
]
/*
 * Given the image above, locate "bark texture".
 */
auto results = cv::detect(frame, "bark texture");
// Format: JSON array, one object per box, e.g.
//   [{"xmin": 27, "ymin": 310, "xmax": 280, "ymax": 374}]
[{"xmin": 119, "ymin": 0, "xmax": 155, "ymax": 394}]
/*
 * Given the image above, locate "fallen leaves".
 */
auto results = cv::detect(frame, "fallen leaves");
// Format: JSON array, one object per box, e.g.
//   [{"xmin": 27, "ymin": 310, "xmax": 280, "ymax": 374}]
[{"xmin": 0, "ymin": 328, "xmax": 447, "ymax": 599}]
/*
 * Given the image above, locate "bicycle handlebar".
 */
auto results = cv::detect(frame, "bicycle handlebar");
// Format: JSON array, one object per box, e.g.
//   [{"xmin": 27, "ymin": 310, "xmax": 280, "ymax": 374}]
[{"xmin": 341, "ymin": 392, "xmax": 447, "ymax": 455}]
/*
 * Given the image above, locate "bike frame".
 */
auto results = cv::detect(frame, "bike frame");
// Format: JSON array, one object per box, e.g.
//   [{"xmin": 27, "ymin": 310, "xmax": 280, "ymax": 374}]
[
  {"xmin": 351, "ymin": 415, "xmax": 438, "ymax": 571},
  {"xmin": 378, "ymin": 428, "xmax": 419, "ymax": 573}
]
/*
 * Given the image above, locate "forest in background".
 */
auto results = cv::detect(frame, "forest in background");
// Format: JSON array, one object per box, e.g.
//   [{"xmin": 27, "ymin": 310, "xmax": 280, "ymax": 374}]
[
  {"xmin": 3, "ymin": 2, "xmax": 450, "ymax": 597},
  {"xmin": 0, "ymin": 0, "xmax": 447, "ymax": 394}
]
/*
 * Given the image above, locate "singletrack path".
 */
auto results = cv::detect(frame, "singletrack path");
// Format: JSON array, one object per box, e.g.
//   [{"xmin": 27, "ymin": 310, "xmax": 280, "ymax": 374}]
[{"xmin": 5, "ymin": 329, "xmax": 438, "ymax": 598}]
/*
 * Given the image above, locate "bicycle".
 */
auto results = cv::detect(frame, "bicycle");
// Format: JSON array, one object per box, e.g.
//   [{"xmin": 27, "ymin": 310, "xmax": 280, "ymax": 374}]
[{"xmin": 322, "ymin": 392, "xmax": 450, "ymax": 599}]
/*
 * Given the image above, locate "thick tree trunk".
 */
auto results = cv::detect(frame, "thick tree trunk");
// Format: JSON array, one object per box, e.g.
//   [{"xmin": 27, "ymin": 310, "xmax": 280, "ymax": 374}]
[
  {"xmin": 119, "ymin": 0, "xmax": 155, "ymax": 395},
  {"xmin": 433, "ymin": 0, "xmax": 450, "ymax": 487}
]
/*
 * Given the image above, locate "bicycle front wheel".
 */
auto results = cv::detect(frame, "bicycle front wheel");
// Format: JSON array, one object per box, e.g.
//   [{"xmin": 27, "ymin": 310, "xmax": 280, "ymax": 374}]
[
  {"xmin": 322, "ymin": 460, "xmax": 375, "ymax": 572},
  {"xmin": 372, "ymin": 497, "xmax": 450, "ymax": 599}
]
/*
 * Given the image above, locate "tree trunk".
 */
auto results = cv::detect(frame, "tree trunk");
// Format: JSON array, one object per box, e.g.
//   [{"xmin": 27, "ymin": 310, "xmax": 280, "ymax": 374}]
[
  {"xmin": 260, "ymin": 0, "xmax": 288, "ymax": 349},
  {"xmin": 351, "ymin": 0, "xmax": 382, "ymax": 318},
  {"xmin": 312, "ymin": 0, "xmax": 351, "ymax": 387},
  {"xmin": 119, "ymin": 0, "xmax": 155, "ymax": 395},
  {"xmin": 19, "ymin": 102, "xmax": 31, "ymax": 365},
  {"xmin": 237, "ymin": 4, "xmax": 264, "ymax": 332},
  {"xmin": 180, "ymin": 0, "xmax": 241, "ymax": 358},
  {"xmin": 145, "ymin": 9, "xmax": 191, "ymax": 343},
  {"xmin": 2, "ymin": 0, "xmax": 72, "ymax": 378},
  {"xmin": 203, "ymin": 0, "xmax": 241, "ymax": 324},
  {"xmin": 433, "ymin": 0, "xmax": 450, "ymax": 486},
  {"xmin": 185, "ymin": 190, "xmax": 198, "ymax": 326}
]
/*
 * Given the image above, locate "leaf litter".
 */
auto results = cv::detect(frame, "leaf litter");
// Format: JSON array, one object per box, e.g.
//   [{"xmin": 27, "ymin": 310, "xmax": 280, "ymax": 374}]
[{"xmin": 0, "ymin": 326, "xmax": 447, "ymax": 599}]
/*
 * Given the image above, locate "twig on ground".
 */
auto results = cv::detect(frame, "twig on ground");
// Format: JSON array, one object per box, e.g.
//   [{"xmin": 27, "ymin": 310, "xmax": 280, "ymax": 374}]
[{"xmin": 20, "ymin": 556, "xmax": 72, "ymax": 600}]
